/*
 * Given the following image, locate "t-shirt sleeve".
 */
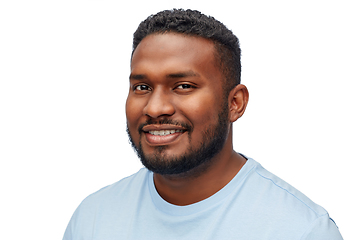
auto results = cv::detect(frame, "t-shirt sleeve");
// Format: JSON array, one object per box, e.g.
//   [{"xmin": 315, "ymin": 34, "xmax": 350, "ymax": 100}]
[
  {"xmin": 62, "ymin": 206, "xmax": 79, "ymax": 240},
  {"xmin": 300, "ymin": 214, "xmax": 343, "ymax": 240},
  {"xmin": 62, "ymin": 222, "xmax": 72, "ymax": 240},
  {"xmin": 62, "ymin": 197, "xmax": 95, "ymax": 240}
]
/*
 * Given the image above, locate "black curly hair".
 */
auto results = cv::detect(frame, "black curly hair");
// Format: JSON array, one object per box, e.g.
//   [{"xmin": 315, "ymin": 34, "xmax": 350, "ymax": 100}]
[{"xmin": 132, "ymin": 9, "xmax": 241, "ymax": 95}]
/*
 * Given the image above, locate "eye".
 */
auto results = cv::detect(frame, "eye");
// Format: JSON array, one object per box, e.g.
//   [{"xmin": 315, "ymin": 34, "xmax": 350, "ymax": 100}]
[
  {"xmin": 173, "ymin": 83, "xmax": 197, "ymax": 94},
  {"xmin": 176, "ymin": 84, "xmax": 193, "ymax": 89},
  {"xmin": 133, "ymin": 84, "xmax": 151, "ymax": 93}
]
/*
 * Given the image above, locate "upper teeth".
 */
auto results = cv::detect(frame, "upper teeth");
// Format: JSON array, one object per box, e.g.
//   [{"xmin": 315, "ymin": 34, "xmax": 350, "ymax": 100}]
[{"xmin": 148, "ymin": 130, "xmax": 183, "ymax": 136}]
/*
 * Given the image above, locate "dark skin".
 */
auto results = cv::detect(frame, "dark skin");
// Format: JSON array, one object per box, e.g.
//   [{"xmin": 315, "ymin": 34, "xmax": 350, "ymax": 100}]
[{"xmin": 126, "ymin": 33, "xmax": 249, "ymax": 206}]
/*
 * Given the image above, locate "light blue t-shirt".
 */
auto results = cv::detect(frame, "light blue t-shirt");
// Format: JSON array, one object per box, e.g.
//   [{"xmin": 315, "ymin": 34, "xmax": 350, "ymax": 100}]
[{"xmin": 63, "ymin": 158, "xmax": 343, "ymax": 239}]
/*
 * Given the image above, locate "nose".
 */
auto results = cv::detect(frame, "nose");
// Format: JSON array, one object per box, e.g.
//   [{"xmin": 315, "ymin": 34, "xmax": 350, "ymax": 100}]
[{"xmin": 143, "ymin": 88, "xmax": 175, "ymax": 118}]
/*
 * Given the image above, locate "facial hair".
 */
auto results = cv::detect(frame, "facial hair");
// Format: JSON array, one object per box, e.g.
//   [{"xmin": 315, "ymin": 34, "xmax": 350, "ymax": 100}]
[{"xmin": 127, "ymin": 101, "xmax": 229, "ymax": 176}]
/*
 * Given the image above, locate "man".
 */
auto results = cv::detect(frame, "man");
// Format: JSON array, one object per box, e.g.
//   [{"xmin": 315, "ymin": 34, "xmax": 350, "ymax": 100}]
[{"xmin": 63, "ymin": 9, "xmax": 343, "ymax": 239}]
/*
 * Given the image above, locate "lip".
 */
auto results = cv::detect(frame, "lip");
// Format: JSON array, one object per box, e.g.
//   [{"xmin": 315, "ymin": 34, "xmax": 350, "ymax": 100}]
[
  {"xmin": 145, "ymin": 131, "xmax": 184, "ymax": 145},
  {"xmin": 142, "ymin": 124, "xmax": 187, "ymax": 132},
  {"xmin": 141, "ymin": 124, "xmax": 187, "ymax": 146}
]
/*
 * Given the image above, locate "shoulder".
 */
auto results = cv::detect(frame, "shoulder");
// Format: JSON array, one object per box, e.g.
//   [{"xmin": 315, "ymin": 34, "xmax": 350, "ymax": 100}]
[
  {"xmin": 63, "ymin": 168, "xmax": 150, "ymax": 239},
  {"xmin": 70, "ymin": 168, "xmax": 150, "ymax": 221},
  {"xmin": 253, "ymin": 160, "xmax": 327, "ymax": 216},
  {"xmin": 81, "ymin": 168, "xmax": 149, "ymax": 206},
  {"xmin": 241, "ymin": 159, "xmax": 342, "ymax": 238}
]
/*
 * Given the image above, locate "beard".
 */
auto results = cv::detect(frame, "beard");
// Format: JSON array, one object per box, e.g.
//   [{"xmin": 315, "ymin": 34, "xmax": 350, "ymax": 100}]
[{"xmin": 127, "ymin": 101, "xmax": 229, "ymax": 176}]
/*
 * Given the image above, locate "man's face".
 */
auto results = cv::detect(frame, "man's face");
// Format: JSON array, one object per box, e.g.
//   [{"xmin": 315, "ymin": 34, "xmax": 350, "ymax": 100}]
[{"xmin": 126, "ymin": 33, "xmax": 230, "ymax": 175}]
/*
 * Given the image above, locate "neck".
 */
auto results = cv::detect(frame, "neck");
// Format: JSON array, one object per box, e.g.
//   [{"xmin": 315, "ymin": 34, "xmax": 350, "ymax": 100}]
[{"xmin": 153, "ymin": 134, "xmax": 246, "ymax": 206}]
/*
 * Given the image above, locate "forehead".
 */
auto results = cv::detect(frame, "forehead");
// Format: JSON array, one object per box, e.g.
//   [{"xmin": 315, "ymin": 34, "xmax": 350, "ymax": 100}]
[{"xmin": 130, "ymin": 33, "xmax": 220, "ymax": 79}]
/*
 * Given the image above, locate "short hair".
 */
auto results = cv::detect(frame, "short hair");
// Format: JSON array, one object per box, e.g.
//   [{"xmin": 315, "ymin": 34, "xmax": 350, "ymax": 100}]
[{"xmin": 132, "ymin": 9, "xmax": 241, "ymax": 95}]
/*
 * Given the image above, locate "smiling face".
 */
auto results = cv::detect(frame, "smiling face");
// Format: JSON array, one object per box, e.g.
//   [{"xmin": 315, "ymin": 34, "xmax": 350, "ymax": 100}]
[{"xmin": 126, "ymin": 33, "xmax": 231, "ymax": 175}]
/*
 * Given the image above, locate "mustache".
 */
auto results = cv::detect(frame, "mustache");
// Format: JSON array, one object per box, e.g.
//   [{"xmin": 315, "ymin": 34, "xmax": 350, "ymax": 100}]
[{"xmin": 138, "ymin": 118, "xmax": 192, "ymax": 134}]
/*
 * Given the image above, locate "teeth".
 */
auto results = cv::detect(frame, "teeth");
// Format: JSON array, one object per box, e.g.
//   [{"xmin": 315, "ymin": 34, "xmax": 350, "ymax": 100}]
[{"xmin": 149, "ymin": 129, "xmax": 183, "ymax": 136}]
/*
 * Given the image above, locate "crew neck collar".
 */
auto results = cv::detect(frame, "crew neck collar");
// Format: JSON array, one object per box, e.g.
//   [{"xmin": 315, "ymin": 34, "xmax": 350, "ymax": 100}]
[{"xmin": 148, "ymin": 157, "xmax": 257, "ymax": 216}]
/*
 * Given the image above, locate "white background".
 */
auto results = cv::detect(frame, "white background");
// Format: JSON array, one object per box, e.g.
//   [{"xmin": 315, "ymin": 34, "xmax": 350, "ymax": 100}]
[{"xmin": 1, "ymin": 0, "xmax": 359, "ymax": 239}]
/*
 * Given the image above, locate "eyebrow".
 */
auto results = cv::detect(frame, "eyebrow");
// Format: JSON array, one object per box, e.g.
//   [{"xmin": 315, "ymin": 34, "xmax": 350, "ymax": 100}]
[
  {"xmin": 129, "ymin": 74, "xmax": 146, "ymax": 80},
  {"xmin": 166, "ymin": 71, "xmax": 199, "ymax": 79},
  {"xmin": 129, "ymin": 71, "xmax": 199, "ymax": 81}
]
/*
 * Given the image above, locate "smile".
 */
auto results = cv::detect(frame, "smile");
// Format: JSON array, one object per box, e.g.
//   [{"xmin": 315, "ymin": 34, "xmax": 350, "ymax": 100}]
[
  {"xmin": 148, "ymin": 129, "xmax": 184, "ymax": 136},
  {"xmin": 141, "ymin": 125, "xmax": 186, "ymax": 145},
  {"xmin": 140, "ymin": 124, "xmax": 189, "ymax": 145}
]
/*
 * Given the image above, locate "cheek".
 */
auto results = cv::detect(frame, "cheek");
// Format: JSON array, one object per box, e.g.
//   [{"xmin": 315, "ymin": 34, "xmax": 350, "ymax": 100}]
[
  {"xmin": 179, "ymin": 94, "xmax": 220, "ymax": 125},
  {"xmin": 125, "ymin": 96, "xmax": 144, "ymax": 131}
]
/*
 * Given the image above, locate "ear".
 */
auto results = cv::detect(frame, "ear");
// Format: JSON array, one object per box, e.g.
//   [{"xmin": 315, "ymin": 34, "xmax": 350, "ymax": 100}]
[{"xmin": 228, "ymin": 84, "xmax": 249, "ymax": 123}]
